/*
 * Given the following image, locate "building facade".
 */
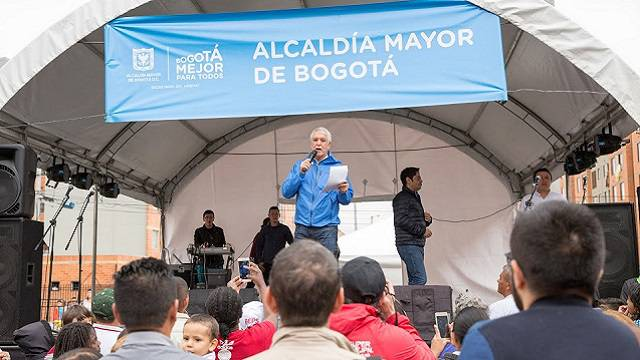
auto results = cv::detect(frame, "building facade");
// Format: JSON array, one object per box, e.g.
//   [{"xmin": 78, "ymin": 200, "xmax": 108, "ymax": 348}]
[{"xmin": 36, "ymin": 172, "xmax": 161, "ymax": 318}]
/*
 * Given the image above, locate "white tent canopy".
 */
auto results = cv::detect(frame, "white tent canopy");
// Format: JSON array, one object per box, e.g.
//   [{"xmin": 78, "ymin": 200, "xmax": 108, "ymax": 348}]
[{"xmin": 2, "ymin": 0, "xmax": 640, "ymax": 301}]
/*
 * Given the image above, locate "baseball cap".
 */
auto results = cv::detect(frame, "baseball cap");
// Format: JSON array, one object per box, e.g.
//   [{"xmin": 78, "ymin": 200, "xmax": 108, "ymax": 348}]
[
  {"xmin": 92, "ymin": 288, "xmax": 115, "ymax": 321},
  {"xmin": 341, "ymin": 256, "xmax": 386, "ymax": 304}
]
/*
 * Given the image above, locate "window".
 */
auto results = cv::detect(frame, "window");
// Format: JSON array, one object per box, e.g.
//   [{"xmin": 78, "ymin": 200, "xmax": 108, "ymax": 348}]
[
  {"xmin": 612, "ymin": 187, "xmax": 617, "ymax": 201},
  {"xmin": 72, "ymin": 281, "xmax": 80, "ymax": 291},
  {"xmin": 152, "ymin": 230, "xmax": 160, "ymax": 249},
  {"xmin": 618, "ymin": 153, "xmax": 624, "ymax": 168},
  {"xmin": 637, "ymin": 142, "xmax": 640, "ymax": 162},
  {"xmin": 591, "ymin": 171, "xmax": 597, "ymax": 189},
  {"xmin": 51, "ymin": 281, "xmax": 60, "ymax": 291},
  {"xmin": 620, "ymin": 182, "xmax": 625, "ymax": 201}
]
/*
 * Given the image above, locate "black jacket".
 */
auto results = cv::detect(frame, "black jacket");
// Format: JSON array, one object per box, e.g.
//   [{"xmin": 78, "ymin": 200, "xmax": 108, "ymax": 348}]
[
  {"xmin": 13, "ymin": 320, "xmax": 55, "ymax": 360},
  {"xmin": 194, "ymin": 225, "xmax": 226, "ymax": 268},
  {"xmin": 255, "ymin": 222, "xmax": 293, "ymax": 264},
  {"xmin": 393, "ymin": 187, "xmax": 430, "ymax": 247}
]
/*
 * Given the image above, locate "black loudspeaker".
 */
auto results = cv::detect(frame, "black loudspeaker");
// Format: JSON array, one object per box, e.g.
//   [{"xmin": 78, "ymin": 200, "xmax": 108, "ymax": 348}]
[
  {"xmin": 586, "ymin": 203, "xmax": 640, "ymax": 298},
  {"xmin": 186, "ymin": 288, "xmax": 259, "ymax": 315},
  {"xmin": 394, "ymin": 285, "xmax": 452, "ymax": 341},
  {"xmin": 206, "ymin": 269, "xmax": 231, "ymax": 289},
  {"xmin": 0, "ymin": 218, "xmax": 44, "ymax": 342},
  {"xmin": 0, "ymin": 144, "xmax": 37, "ymax": 218},
  {"xmin": 186, "ymin": 289, "xmax": 210, "ymax": 315}
]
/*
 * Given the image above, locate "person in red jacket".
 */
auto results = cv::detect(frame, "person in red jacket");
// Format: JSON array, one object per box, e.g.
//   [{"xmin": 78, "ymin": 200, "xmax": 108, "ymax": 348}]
[{"xmin": 329, "ymin": 256, "xmax": 447, "ymax": 360}]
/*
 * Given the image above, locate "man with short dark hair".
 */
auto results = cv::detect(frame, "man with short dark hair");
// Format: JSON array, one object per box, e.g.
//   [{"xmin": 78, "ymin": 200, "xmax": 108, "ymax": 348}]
[
  {"xmin": 255, "ymin": 206, "xmax": 293, "ymax": 284},
  {"xmin": 102, "ymin": 258, "xmax": 199, "ymax": 360},
  {"xmin": 487, "ymin": 265, "xmax": 518, "ymax": 319},
  {"xmin": 519, "ymin": 168, "xmax": 566, "ymax": 211},
  {"xmin": 194, "ymin": 209, "xmax": 226, "ymax": 269},
  {"xmin": 393, "ymin": 167, "xmax": 432, "ymax": 285},
  {"xmin": 170, "ymin": 277, "xmax": 191, "ymax": 346},
  {"xmin": 460, "ymin": 202, "xmax": 639, "ymax": 359},
  {"xmin": 248, "ymin": 240, "xmax": 363, "ymax": 359},
  {"xmin": 329, "ymin": 256, "xmax": 440, "ymax": 360}
]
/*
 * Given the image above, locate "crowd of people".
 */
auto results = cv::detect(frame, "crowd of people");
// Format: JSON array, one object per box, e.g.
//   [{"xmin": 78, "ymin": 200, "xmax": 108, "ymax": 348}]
[{"xmin": 5, "ymin": 201, "xmax": 639, "ymax": 360}]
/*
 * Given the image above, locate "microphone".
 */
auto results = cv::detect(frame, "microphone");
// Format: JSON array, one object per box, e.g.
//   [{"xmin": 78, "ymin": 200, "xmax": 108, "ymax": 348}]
[
  {"xmin": 65, "ymin": 185, "xmax": 74, "ymax": 197},
  {"xmin": 87, "ymin": 190, "xmax": 95, "ymax": 196},
  {"xmin": 533, "ymin": 175, "xmax": 541, "ymax": 186},
  {"xmin": 307, "ymin": 150, "xmax": 318, "ymax": 161}
]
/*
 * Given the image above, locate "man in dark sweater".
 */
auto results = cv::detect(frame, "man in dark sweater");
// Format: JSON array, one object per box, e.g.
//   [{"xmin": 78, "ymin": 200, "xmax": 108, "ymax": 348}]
[
  {"xmin": 460, "ymin": 202, "xmax": 639, "ymax": 360},
  {"xmin": 194, "ymin": 209, "xmax": 226, "ymax": 269},
  {"xmin": 255, "ymin": 206, "xmax": 293, "ymax": 284},
  {"xmin": 393, "ymin": 167, "xmax": 432, "ymax": 285}
]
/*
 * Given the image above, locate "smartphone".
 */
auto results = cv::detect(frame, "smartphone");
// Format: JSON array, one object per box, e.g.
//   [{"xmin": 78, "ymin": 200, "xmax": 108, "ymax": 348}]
[
  {"xmin": 435, "ymin": 311, "xmax": 451, "ymax": 339},
  {"xmin": 238, "ymin": 257, "xmax": 250, "ymax": 282}
]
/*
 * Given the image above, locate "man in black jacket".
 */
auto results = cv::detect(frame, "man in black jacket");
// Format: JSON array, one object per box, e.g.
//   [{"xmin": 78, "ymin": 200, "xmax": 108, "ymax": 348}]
[
  {"xmin": 255, "ymin": 206, "xmax": 293, "ymax": 284},
  {"xmin": 393, "ymin": 167, "xmax": 432, "ymax": 285},
  {"xmin": 194, "ymin": 209, "xmax": 226, "ymax": 269}
]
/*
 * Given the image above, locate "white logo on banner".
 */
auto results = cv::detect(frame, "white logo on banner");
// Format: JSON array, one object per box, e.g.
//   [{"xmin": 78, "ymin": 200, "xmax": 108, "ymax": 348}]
[{"xmin": 132, "ymin": 48, "xmax": 154, "ymax": 71}]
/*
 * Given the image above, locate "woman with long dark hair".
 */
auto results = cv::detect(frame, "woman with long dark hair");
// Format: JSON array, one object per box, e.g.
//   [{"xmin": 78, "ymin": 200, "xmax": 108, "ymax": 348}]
[{"xmin": 53, "ymin": 322, "xmax": 100, "ymax": 359}]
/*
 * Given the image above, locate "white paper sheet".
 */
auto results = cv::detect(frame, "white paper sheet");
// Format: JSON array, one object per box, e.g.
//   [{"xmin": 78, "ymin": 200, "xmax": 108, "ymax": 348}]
[{"xmin": 323, "ymin": 165, "xmax": 348, "ymax": 192}]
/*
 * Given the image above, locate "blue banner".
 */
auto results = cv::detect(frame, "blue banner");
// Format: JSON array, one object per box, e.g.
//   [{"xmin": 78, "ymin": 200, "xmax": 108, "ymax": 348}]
[{"xmin": 104, "ymin": 0, "xmax": 506, "ymax": 123}]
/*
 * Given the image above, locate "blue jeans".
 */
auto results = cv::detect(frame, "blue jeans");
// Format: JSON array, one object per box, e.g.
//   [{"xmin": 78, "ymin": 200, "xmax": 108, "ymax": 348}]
[
  {"xmin": 295, "ymin": 224, "xmax": 339, "ymax": 258},
  {"xmin": 397, "ymin": 245, "xmax": 427, "ymax": 285}
]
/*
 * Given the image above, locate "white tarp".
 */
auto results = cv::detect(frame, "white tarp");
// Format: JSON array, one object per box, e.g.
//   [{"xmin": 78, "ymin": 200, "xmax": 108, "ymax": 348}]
[{"xmin": 2, "ymin": 0, "xmax": 640, "ymax": 304}]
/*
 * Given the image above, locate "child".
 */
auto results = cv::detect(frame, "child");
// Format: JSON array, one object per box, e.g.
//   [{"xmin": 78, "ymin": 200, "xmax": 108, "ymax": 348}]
[{"xmin": 182, "ymin": 314, "xmax": 220, "ymax": 359}]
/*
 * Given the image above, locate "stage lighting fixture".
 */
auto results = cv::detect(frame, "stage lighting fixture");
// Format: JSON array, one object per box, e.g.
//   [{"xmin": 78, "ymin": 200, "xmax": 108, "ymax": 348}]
[
  {"xmin": 593, "ymin": 134, "xmax": 622, "ymax": 155},
  {"xmin": 70, "ymin": 170, "xmax": 93, "ymax": 190},
  {"xmin": 564, "ymin": 150, "xmax": 597, "ymax": 175},
  {"xmin": 46, "ymin": 159, "xmax": 70, "ymax": 183},
  {"xmin": 99, "ymin": 180, "xmax": 120, "ymax": 198}
]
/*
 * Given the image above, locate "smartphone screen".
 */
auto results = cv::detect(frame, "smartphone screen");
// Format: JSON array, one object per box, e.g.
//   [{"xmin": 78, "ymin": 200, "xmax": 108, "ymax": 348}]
[
  {"xmin": 436, "ymin": 314, "xmax": 450, "ymax": 338},
  {"xmin": 238, "ymin": 258, "xmax": 250, "ymax": 280}
]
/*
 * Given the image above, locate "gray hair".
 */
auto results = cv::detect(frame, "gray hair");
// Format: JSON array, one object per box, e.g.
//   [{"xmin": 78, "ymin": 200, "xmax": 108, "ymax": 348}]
[
  {"xmin": 309, "ymin": 127, "xmax": 332, "ymax": 143},
  {"xmin": 501, "ymin": 264, "xmax": 511, "ymax": 274}
]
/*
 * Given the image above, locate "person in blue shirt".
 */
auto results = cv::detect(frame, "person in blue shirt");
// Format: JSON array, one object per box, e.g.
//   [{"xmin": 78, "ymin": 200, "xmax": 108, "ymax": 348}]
[
  {"xmin": 281, "ymin": 127, "xmax": 353, "ymax": 258},
  {"xmin": 460, "ymin": 202, "xmax": 639, "ymax": 360}
]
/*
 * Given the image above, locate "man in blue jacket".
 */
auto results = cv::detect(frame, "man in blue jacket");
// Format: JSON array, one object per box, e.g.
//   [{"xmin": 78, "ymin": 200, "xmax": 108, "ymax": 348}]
[{"xmin": 281, "ymin": 127, "xmax": 353, "ymax": 258}]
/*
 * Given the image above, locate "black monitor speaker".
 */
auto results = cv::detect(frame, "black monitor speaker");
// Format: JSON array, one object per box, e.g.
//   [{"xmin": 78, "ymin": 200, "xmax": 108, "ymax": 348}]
[
  {"xmin": 394, "ymin": 285, "xmax": 452, "ymax": 342},
  {"xmin": 586, "ymin": 203, "xmax": 640, "ymax": 298},
  {"xmin": 0, "ymin": 144, "xmax": 37, "ymax": 218}
]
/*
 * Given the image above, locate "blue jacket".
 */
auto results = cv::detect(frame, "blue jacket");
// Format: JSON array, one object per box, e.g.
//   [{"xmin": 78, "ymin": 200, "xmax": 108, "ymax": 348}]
[{"xmin": 281, "ymin": 153, "xmax": 353, "ymax": 227}]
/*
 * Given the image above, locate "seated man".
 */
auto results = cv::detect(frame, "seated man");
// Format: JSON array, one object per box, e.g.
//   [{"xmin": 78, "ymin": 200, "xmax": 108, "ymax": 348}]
[
  {"xmin": 248, "ymin": 240, "xmax": 364, "ymax": 359},
  {"xmin": 329, "ymin": 256, "xmax": 440, "ymax": 360},
  {"xmin": 460, "ymin": 202, "xmax": 639, "ymax": 359},
  {"xmin": 102, "ymin": 258, "xmax": 199, "ymax": 360},
  {"xmin": 487, "ymin": 265, "xmax": 519, "ymax": 319}
]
